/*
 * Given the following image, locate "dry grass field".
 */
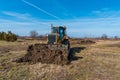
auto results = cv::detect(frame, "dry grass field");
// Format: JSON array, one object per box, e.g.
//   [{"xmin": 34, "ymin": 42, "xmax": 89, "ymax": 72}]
[{"xmin": 0, "ymin": 39, "xmax": 120, "ymax": 80}]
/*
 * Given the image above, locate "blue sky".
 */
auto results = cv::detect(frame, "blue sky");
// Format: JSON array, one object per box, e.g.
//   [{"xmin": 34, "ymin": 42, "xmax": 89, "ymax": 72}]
[{"xmin": 0, "ymin": 0, "xmax": 120, "ymax": 37}]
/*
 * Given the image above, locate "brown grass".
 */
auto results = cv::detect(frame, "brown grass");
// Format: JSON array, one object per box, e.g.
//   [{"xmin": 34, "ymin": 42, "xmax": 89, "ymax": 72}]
[{"xmin": 0, "ymin": 40, "xmax": 120, "ymax": 80}]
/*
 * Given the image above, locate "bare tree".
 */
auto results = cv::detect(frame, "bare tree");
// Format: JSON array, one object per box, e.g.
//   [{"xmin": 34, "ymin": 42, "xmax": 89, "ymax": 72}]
[
  {"xmin": 30, "ymin": 30, "xmax": 38, "ymax": 38},
  {"xmin": 101, "ymin": 34, "xmax": 108, "ymax": 40}
]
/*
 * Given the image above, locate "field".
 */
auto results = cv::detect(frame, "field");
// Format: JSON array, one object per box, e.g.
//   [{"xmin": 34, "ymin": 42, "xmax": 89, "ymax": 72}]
[{"xmin": 0, "ymin": 39, "xmax": 120, "ymax": 80}]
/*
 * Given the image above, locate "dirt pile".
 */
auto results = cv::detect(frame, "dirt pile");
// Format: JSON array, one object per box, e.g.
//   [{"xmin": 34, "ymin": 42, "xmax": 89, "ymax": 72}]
[
  {"xmin": 80, "ymin": 40, "xmax": 95, "ymax": 44},
  {"xmin": 71, "ymin": 39, "xmax": 95, "ymax": 45},
  {"xmin": 17, "ymin": 44, "xmax": 68, "ymax": 65}
]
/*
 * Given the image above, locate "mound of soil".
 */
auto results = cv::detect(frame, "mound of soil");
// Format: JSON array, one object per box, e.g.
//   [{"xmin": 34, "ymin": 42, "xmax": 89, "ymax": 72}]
[
  {"xmin": 79, "ymin": 40, "xmax": 95, "ymax": 45},
  {"xmin": 17, "ymin": 44, "xmax": 68, "ymax": 65}
]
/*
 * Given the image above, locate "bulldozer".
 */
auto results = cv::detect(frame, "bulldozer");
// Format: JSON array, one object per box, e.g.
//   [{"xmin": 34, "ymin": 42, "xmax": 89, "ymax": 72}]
[{"xmin": 18, "ymin": 24, "xmax": 70, "ymax": 65}]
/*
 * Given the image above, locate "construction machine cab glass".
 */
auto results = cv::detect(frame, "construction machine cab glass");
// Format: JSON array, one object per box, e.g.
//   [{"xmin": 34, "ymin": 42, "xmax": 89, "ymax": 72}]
[
  {"xmin": 51, "ymin": 27, "xmax": 66, "ymax": 39},
  {"xmin": 47, "ymin": 25, "xmax": 68, "ymax": 44}
]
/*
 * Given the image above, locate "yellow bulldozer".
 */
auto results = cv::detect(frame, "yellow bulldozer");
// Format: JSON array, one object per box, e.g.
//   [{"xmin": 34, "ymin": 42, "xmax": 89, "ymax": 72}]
[{"xmin": 18, "ymin": 24, "xmax": 70, "ymax": 65}]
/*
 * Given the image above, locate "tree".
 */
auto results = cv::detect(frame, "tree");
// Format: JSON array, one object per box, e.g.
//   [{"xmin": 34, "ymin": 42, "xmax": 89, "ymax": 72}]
[
  {"xmin": 0, "ymin": 31, "xmax": 17, "ymax": 42},
  {"xmin": 1, "ymin": 32, "xmax": 7, "ymax": 40},
  {"xmin": 101, "ymin": 34, "xmax": 108, "ymax": 40},
  {"xmin": 30, "ymin": 30, "xmax": 38, "ymax": 38},
  {"xmin": 7, "ymin": 31, "xmax": 12, "ymax": 41},
  {"xmin": 0, "ymin": 32, "xmax": 1, "ymax": 40}
]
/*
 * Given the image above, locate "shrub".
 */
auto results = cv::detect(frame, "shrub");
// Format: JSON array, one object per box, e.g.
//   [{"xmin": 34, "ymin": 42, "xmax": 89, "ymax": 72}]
[{"xmin": 0, "ymin": 31, "xmax": 17, "ymax": 42}]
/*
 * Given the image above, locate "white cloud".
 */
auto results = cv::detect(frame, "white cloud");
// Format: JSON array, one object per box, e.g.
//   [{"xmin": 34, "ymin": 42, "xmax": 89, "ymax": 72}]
[
  {"xmin": 2, "ymin": 11, "xmax": 31, "ymax": 20},
  {"xmin": 0, "ymin": 10, "xmax": 120, "ymax": 37},
  {"xmin": 1, "ymin": 11, "xmax": 51, "ymax": 26},
  {"xmin": 91, "ymin": 8, "xmax": 120, "ymax": 18}
]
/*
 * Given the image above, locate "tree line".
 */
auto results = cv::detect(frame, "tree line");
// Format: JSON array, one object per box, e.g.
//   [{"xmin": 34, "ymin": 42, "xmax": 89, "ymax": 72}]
[{"xmin": 0, "ymin": 31, "xmax": 17, "ymax": 42}]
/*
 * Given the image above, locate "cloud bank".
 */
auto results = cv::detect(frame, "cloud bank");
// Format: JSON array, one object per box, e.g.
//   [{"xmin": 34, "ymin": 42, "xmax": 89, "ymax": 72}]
[{"xmin": 0, "ymin": 10, "xmax": 120, "ymax": 37}]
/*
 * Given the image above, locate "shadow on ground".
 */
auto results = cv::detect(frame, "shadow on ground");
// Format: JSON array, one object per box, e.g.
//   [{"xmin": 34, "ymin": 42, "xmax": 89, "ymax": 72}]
[{"xmin": 68, "ymin": 47, "xmax": 86, "ymax": 62}]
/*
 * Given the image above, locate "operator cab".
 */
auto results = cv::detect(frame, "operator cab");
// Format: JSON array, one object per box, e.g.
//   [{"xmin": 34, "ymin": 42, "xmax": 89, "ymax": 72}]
[
  {"xmin": 47, "ymin": 25, "xmax": 67, "ymax": 44},
  {"xmin": 51, "ymin": 26, "xmax": 66, "ymax": 40}
]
